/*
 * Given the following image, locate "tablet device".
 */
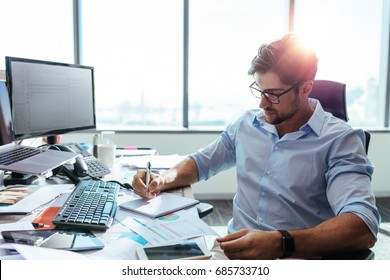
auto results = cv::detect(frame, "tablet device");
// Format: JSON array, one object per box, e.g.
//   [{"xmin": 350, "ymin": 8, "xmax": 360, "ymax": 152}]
[
  {"xmin": 1, "ymin": 229, "xmax": 104, "ymax": 251},
  {"xmin": 136, "ymin": 241, "xmax": 211, "ymax": 260}
]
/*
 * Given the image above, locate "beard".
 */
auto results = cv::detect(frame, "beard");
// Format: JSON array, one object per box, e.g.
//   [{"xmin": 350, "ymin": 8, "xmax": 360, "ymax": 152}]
[
  {"xmin": 264, "ymin": 109, "xmax": 293, "ymax": 125},
  {"xmin": 264, "ymin": 96, "xmax": 301, "ymax": 125}
]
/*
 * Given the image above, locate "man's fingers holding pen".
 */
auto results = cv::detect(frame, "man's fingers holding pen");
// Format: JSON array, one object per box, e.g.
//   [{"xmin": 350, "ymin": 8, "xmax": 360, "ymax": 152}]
[
  {"xmin": 148, "ymin": 174, "xmax": 165, "ymax": 193},
  {"xmin": 132, "ymin": 170, "xmax": 150, "ymax": 198},
  {"xmin": 133, "ymin": 170, "xmax": 163, "ymax": 198}
]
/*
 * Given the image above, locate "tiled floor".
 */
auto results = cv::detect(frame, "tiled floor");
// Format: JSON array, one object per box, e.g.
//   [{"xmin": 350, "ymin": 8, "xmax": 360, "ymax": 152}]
[{"xmin": 202, "ymin": 198, "xmax": 390, "ymax": 260}]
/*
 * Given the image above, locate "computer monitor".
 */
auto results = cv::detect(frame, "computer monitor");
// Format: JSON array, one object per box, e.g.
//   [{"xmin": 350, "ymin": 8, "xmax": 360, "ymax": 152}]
[{"xmin": 5, "ymin": 57, "xmax": 96, "ymax": 144}]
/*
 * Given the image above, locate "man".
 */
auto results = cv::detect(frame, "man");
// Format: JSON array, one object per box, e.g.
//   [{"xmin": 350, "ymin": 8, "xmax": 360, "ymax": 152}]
[{"xmin": 132, "ymin": 33, "xmax": 381, "ymax": 259}]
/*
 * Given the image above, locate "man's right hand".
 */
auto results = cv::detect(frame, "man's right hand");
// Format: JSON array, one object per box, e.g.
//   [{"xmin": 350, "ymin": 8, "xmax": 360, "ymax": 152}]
[{"xmin": 132, "ymin": 170, "xmax": 165, "ymax": 199}]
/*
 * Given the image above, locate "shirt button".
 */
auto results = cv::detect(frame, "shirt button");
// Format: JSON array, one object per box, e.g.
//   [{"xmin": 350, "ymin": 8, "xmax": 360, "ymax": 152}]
[
  {"xmin": 257, "ymin": 217, "xmax": 263, "ymax": 223},
  {"xmin": 266, "ymin": 171, "xmax": 271, "ymax": 175},
  {"xmin": 275, "ymin": 146, "xmax": 279, "ymax": 151},
  {"xmin": 261, "ymin": 192, "xmax": 266, "ymax": 196}
]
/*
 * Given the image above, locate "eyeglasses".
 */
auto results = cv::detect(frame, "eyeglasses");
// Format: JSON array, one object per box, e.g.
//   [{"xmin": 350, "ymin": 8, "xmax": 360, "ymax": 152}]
[{"xmin": 249, "ymin": 81, "xmax": 302, "ymax": 104}]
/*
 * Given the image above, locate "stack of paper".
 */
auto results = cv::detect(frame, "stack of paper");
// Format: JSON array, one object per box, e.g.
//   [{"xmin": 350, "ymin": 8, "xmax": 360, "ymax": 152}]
[
  {"xmin": 125, "ymin": 154, "xmax": 186, "ymax": 170},
  {"xmin": 116, "ymin": 149, "xmax": 157, "ymax": 157}
]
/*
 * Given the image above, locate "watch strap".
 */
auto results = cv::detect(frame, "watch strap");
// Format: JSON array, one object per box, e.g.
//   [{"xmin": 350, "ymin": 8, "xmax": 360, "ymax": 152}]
[{"xmin": 277, "ymin": 229, "xmax": 295, "ymax": 258}]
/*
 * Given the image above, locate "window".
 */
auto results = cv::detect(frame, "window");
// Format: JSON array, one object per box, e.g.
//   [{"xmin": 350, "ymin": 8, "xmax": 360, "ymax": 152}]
[
  {"xmin": 0, "ymin": 0, "xmax": 73, "ymax": 67},
  {"xmin": 80, "ymin": 0, "xmax": 183, "ymax": 130},
  {"xmin": 1, "ymin": 0, "xmax": 389, "ymax": 130},
  {"xmin": 294, "ymin": 0, "xmax": 387, "ymax": 127},
  {"xmin": 188, "ymin": 0, "xmax": 289, "ymax": 129}
]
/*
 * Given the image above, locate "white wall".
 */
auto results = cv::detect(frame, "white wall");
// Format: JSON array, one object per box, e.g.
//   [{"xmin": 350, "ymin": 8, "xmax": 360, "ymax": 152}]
[
  {"xmin": 365, "ymin": 131, "xmax": 390, "ymax": 197},
  {"xmin": 62, "ymin": 130, "xmax": 390, "ymax": 199}
]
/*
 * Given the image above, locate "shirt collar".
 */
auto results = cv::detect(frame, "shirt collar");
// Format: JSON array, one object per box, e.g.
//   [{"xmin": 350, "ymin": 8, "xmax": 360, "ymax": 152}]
[
  {"xmin": 253, "ymin": 98, "xmax": 326, "ymax": 137},
  {"xmin": 305, "ymin": 98, "xmax": 325, "ymax": 136}
]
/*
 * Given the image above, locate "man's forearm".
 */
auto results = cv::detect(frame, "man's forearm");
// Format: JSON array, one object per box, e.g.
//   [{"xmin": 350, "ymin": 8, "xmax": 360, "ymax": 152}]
[
  {"xmin": 161, "ymin": 156, "xmax": 199, "ymax": 191},
  {"xmin": 291, "ymin": 213, "xmax": 376, "ymax": 258}
]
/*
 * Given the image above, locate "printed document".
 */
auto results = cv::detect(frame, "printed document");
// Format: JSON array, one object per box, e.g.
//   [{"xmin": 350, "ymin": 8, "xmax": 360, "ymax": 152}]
[
  {"xmin": 0, "ymin": 184, "xmax": 74, "ymax": 214},
  {"xmin": 121, "ymin": 209, "xmax": 218, "ymax": 245}
]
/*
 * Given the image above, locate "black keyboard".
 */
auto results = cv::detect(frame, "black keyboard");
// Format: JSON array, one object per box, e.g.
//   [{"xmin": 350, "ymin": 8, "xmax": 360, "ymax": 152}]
[
  {"xmin": 0, "ymin": 146, "xmax": 41, "ymax": 165},
  {"xmin": 52, "ymin": 179, "xmax": 120, "ymax": 231}
]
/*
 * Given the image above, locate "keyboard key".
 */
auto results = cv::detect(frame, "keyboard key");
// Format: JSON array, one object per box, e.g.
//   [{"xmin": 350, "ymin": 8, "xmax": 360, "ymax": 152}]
[{"xmin": 0, "ymin": 146, "xmax": 41, "ymax": 165}]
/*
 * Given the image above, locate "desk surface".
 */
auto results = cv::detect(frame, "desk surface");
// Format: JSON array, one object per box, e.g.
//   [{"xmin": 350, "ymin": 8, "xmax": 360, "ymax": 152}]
[{"xmin": 0, "ymin": 157, "xmax": 211, "ymax": 260}]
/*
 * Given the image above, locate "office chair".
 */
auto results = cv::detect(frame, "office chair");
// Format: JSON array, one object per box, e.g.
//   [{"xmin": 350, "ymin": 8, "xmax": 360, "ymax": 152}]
[
  {"xmin": 310, "ymin": 80, "xmax": 374, "ymax": 260},
  {"xmin": 309, "ymin": 80, "xmax": 371, "ymax": 154}
]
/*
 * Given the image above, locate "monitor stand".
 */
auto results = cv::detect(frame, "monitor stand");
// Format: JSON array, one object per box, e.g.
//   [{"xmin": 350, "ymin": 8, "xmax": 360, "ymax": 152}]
[
  {"xmin": 4, "ymin": 172, "xmax": 38, "ymax": 186},
  {"xmin": 46, "ymin": 135, "xmax": 59, "ymax": 145}
]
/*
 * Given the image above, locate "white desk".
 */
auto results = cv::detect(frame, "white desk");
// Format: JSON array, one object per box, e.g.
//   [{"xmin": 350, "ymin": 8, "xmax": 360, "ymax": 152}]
[{"xmin": 0, "ymin": 157, "xmax": 213, "ymax": 260}]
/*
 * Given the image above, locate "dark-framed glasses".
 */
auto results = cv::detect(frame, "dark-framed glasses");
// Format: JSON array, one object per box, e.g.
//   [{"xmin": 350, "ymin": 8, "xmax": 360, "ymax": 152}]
[{"xmin": 249, "ymin": 81, "xmax": 302, "ymax": 104}]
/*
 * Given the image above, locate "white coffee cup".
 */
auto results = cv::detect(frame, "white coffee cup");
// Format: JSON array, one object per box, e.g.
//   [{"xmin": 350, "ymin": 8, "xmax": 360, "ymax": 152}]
[{"xmin": 97, "ymin": 144, "xmax": 116, "ymax": 168}]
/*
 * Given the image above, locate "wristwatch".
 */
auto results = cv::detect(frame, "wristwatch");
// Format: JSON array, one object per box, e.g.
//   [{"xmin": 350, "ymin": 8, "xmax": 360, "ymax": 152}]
[{"xmin": 277, "ymin": 230, "xmax": 295, "ymax": 258}]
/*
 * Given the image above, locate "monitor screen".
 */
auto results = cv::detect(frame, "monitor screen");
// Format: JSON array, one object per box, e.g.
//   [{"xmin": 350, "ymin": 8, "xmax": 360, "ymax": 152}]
[{"xmin": 5, "ymin": 57, "xmax": 96, "ymax": 141}]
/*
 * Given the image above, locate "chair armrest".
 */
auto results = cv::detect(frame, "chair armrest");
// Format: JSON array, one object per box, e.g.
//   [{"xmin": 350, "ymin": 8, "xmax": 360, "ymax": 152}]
[{"xmin": 197, "ymin": 202, "xmax": 214, "ymax": 219}]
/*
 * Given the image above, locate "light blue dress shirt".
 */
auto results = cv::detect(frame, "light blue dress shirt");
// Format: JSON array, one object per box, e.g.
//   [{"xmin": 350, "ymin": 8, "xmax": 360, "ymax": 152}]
[{"xmin": 191, "ymin": 99, "xmax": 381, "ymax": 237}]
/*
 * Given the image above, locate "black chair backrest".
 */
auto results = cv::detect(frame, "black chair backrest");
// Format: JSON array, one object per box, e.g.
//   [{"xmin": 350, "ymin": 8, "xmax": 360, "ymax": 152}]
[
  {"xmin": 309, "ymin": 80, "xmax": 370, "ymax": 154},
  {"xmin": 309, "ymin": 80, "xmax": 348, "ymax": 122}
]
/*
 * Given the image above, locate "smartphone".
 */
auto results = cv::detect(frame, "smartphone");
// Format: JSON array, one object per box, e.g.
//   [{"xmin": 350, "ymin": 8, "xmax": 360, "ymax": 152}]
[
  {"xmin": 1, "ymin": 229, "xmax": 104, "ymax": 251},
  {"xmin": 136, "ymin": 241, "xmax": 211, "ymax": 260}
]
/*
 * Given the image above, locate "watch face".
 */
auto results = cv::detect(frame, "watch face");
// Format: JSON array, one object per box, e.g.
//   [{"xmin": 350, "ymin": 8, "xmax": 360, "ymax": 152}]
[
  {"xmin": 282, "ymin": 236, "xmax": 295, "ymax": 253},
  {"xmin": 278, "ymin": 230, "xmax": 295, "ymax": 257}
]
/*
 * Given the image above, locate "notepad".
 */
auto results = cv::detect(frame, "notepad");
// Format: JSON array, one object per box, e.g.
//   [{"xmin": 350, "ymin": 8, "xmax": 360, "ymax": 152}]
[{"xmin": 119, "ymin": 192, "xmax": 199, "ymax": 218}]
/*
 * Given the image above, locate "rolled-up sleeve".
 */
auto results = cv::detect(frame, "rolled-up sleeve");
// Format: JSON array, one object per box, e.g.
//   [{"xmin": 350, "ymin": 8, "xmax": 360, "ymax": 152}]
[
  {"xmin": 326, "ymin": 129, "xmax": 381, "ymax": 237},
  {"xmin": 190, "ymin": 131, "xmax": 236, "ymax": 181}
]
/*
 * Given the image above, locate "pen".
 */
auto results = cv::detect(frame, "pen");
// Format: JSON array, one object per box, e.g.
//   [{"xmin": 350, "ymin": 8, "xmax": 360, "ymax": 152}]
[
  {"xmin": 145, "ymin": 161, "xmax": 151, "ymax": 187},
  {"xmin": 32, "ymin": 222, "xmax": 50, "ymax": 228}
]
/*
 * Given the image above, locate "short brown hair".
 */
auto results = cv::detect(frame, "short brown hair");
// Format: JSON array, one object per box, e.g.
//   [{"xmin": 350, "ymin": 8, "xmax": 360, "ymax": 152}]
[{"xmin": 248, "ymin": 33, "xmax": 318, "ymax": 85}]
